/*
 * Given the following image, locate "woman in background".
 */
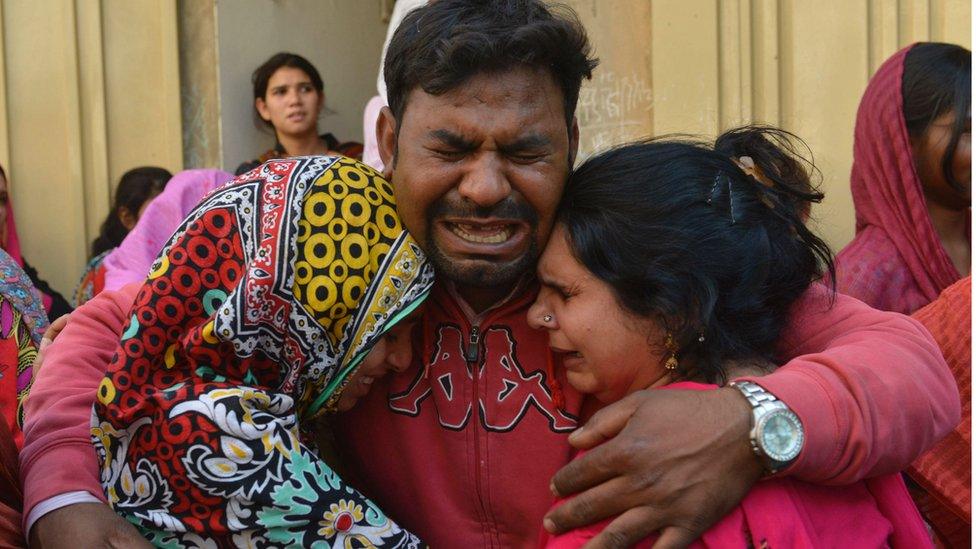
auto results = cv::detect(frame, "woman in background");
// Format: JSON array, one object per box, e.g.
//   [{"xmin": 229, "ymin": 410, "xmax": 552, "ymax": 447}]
[
  {"xmin": 74, "ymin": 167, "xmax": 171, "ymax": 306},
  {"xmin": 98, "ymin": 169, "xmax": 232, "ymax": 293},
  {"xmin": 0, "ymin": 164, "xmax": 72, "ymax": 322},
  {"xmin": 235, "ymin": 53, "xmax": 362, "ymax": 175},
  {"xmin": 834, "ymin": 42, "xmax": 970, "ymax": 314},
  {"xmin": 0, "ymin": 247, "xmax": 47, "ymax": 549}
]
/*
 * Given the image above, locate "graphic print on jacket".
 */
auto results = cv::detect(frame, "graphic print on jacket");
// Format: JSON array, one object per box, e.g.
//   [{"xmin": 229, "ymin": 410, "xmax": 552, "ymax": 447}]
[
  {"xmin": 333, "ymin": 283, "xmax": 583, "ymax": 547},
  {"xmin": 389, "ymin": 322, "xmax": 578, "ymax": 432}
]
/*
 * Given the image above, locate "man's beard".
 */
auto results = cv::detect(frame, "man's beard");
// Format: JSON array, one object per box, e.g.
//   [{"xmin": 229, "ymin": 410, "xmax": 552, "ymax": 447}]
[{"xmin": 425, "ymin": 196, "xmax": 539, "ymax": 290}]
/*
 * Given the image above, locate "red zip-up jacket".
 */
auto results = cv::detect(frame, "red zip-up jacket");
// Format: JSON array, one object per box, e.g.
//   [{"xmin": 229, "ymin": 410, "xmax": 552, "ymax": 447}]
[
  {"xmin": 336, "ymin": 280, "xmax": 581, "ymax": 548},
  {"xmin": 21, "ymin": 282, "xmax": 958, "ymax": 545}
]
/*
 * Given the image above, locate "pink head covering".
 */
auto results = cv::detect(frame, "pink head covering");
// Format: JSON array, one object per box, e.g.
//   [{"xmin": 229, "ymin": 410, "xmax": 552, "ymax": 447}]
[
  {"xmin": 102, "ymin": 169, "xmax": 232, "ymax": 291},
  {"xmin": 834, "ymin": 44, "xmax": 961, "ymax": 312}
]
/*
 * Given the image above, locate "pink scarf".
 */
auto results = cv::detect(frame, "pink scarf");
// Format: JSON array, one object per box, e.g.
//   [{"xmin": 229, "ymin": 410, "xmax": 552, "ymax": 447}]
[
  {"xmin": 102, "ymin": 169, "xmax": 232, "ymax": 291},
  {"xmin": 834, "ymin": 44, "xmax": 961, "ymax": 314}
]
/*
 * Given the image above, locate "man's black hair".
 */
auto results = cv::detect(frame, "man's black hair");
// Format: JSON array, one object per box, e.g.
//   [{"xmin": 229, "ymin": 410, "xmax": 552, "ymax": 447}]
[{"xmin": 383, "ymin": 0, "xmax": 598, "ymax": 131}]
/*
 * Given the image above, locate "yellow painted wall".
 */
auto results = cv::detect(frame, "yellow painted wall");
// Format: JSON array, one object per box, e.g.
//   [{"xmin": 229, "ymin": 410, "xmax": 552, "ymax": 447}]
[
  {"xmin": 567, "ymin": 0, "xmax": 971, "ymax": 252},
  {"xmin": 0, "ymin": 0, "xmax": 182, "ymax": 298},
  {"xmin": 0, "ymin": 0, "xmax": 969, "ymax": 297}
]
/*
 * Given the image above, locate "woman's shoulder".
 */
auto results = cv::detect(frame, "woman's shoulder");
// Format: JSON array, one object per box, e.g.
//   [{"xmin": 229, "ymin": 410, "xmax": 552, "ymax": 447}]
[
  {"xmin": 322, "ymin": 133, "xmax": 364, "ymax": 161},
  {"xmin": 235, "ymin": 147, "xmax": 285, "ymax": 176}
]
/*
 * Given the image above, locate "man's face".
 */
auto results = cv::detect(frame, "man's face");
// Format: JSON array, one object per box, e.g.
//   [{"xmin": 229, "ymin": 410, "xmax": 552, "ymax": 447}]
[{"xmin": 379, "ymin": 67, "xmax": 578, "ymax": 300}]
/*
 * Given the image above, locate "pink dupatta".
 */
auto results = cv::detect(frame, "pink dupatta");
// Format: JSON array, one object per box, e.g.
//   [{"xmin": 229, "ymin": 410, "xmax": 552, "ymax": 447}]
[
  {"xmin": 834, "ymin": 44, "xmax": 961, "ymax": 314},
  {"xmin": 101, "ymin": 168, "xmax": 232, "ymax": 291}
]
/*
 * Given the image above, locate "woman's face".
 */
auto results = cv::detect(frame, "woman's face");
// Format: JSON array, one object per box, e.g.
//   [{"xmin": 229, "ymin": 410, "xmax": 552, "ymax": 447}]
[
  {"xmin": 333, "ymin": 318, "xmax": 417, "ymax": 412},
  {"xmin": 255, "ymin": 66, "xmax": 323, "ymax": 140},
  {"xmin": 527, "ymin": 225, "xmax": 670, "ymax": 403},
  {"xmin": 912, "ymin": 110, "xmax": 972, "ymax": 209},
  {"xmin": 119, "ymin": 191, "xmax": 162, "ymax": 231}
]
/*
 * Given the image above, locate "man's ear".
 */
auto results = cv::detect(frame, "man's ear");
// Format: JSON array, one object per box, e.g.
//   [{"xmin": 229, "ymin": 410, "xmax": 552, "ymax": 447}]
[
  {"xmin": 569, "ymin": 116, "xmax": 581, "ymax": 168},
  {"xmin": 255, "ymin": 97, "xmax": 271, "ymax": 122},
  {"xmin": 377, "ymin": 106, "xmax": 399, "ymax": 179}
]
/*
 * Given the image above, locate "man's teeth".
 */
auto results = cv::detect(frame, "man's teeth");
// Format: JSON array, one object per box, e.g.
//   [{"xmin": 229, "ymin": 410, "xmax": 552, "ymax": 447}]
[{"xmin": 450, "ymin": 224, "xmax": 512, "ymax": 244}]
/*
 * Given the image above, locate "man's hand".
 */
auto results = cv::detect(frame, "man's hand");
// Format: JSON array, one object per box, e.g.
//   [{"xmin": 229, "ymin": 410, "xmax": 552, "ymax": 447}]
[
  {"xmin": 31, "ymin": 313, "xmax": 69, "ymax": 376},
  {"xmin": 544, "ymin": 387, "xmax": 763, "ymax": 549},
  {"xmin": 29, "ymin": 502, "xmax": 152, "ymax": 549}
]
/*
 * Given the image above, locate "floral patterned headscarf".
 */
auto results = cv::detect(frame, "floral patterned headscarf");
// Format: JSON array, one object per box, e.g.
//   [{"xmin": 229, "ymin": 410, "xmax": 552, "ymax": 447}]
[{"xmin": 92, "ymin": 156, "xmax": 432, "ymax": 547}]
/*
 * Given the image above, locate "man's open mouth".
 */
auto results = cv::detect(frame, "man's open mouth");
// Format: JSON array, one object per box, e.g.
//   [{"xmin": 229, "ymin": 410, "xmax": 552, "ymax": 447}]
[{"xmin": 448, "ymin": 222, "xmax": 514, "ymax": 244}]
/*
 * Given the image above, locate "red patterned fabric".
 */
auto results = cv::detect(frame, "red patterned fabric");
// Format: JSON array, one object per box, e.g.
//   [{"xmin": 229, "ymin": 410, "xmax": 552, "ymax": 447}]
[
  {"xmin": 834, "ymin": 44, "xmax": 961, "ymax": 314},
  {"xmin": 908, "ymin": 276, "xmax": 970, "ymax": 547},
  {"xmin": 92, "ymin": 157, "xmax": 432, "ymax": 547}
]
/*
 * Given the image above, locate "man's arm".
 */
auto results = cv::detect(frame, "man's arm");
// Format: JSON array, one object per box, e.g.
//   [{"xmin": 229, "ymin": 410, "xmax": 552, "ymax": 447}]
[
  {"xmin": 544, "ymin": 285, "xmax": 958, "ymax": 548},
  {"xmin": 20, "ymin": 284, "xmax": 148, "ymax": 547},
  {"xmin": 745, "ymin": 285, "xmax": 959, "ymax": 483}
]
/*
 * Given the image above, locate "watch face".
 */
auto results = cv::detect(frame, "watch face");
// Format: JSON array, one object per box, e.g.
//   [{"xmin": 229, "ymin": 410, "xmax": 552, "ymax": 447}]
[{"xmin": 759, "ymin": 411, "xmax": 803, "ymax": 462}]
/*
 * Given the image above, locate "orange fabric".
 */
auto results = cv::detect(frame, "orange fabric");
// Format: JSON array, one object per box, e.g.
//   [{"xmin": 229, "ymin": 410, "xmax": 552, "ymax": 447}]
[{"xmin": 908, "ymin": 276, "xmax": 971, "ymax": 547}]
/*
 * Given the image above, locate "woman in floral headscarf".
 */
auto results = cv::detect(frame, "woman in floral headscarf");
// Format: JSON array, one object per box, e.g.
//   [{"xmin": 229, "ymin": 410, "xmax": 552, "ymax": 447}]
[
  {"xmin": 92, "ymin": 156, "xmax": 433, "ymax": 547},
  {"xmin": 0, "ymin": 164, "xmax": 72, "ymax": 322},
  {"xmin": 0, "ymin": 248, "xmax": 46, "ymax": 449},
  {"xmin": 834, "ymin": 43, "xmax": 970, "ymax": 314},
  {"xmin": 0, "ymin": 247, "xmax": 47, "ymax": 547}
]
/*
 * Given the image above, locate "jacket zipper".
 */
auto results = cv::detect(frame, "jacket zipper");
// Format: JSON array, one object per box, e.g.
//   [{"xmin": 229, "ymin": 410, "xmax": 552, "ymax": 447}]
[
  {"xmin": 466, "ymin": 324, "xmax": 495, "ymax": 545},
  {"xmin": 439, "ymin": 283, "xmax": 534, "ymax": 545},
  {"xmin": 465, "ymin": 326, "xmax": 481, "ymax": 363}
]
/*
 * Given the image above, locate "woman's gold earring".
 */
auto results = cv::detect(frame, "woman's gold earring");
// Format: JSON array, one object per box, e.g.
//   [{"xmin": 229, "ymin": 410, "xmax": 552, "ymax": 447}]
[{"xmin": 664, "ymin": 333, "xmax": 679, "ymax": 370}]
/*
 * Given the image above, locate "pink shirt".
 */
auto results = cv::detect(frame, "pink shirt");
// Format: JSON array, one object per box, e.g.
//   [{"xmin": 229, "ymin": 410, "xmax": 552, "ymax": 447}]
[{"xmin": 541, "ymin": 382, "xmax": 931, "ymax": 548}]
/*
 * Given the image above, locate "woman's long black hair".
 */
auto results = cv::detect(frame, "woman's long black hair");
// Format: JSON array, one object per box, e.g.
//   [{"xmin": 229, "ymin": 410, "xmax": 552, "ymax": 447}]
[
  {"xmin": 90, "ymin": 167, "xmax": 171, "ymax": 257},
  {"xmin": 902, "ymin": 42, "xmax": 971, "ymax": 193},
  {"xmin": 558, "ymin": 126, "xmax": 834, "ymax": 384}
]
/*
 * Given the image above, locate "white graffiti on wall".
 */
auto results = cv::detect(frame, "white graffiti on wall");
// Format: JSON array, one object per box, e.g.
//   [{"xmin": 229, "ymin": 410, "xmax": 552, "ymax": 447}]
[{"xmin": 576, "ymin": 69, "xmax": 653, "ymax": 160}]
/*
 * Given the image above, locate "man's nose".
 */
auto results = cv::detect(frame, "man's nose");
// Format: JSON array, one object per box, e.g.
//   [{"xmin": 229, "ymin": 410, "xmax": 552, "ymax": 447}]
[{"xmin": 458, "ymin": 155, "xmax": 511, "ymax": 208}]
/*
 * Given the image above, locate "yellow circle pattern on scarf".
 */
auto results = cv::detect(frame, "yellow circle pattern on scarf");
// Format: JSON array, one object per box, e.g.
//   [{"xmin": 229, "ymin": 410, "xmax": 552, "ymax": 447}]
[{"xmin": 294, "ymin": 158, "xmax": 406, "ymax": 347}]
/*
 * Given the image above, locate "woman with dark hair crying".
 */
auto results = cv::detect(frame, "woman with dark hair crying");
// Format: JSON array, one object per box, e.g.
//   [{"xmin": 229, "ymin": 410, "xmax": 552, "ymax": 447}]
[
  {"xmin": 234, "ymin": 52, "xmax": 363, "ymax": 175},
  {"xmin": 530, "ymin": 126, "xmax": 930, "ymax": 547},
  {"xmin": 74, "ymin": 167, "xmax": 171, "ymax": 307},
  {"xmin": 835, "ymin": 42, "xmax": 970, "ymax": 314}
]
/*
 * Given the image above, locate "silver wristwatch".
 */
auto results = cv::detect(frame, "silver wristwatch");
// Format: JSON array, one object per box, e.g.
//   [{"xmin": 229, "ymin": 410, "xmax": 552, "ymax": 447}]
[{"xmin": 730, "ymin": 380, "xmax": 804, "ymax": 475}]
